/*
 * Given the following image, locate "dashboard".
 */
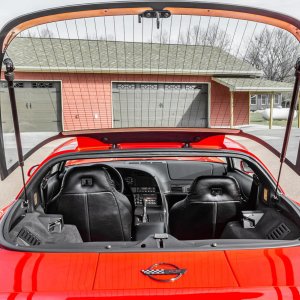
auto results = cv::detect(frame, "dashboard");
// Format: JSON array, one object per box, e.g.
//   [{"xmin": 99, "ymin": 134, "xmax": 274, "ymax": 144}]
[
  {"xmin": 114, "ymin": 160, "xmax": 226, "ymax": 208},
  {"xmin": 97, "ymin": 160, "xmax": 227, "ymax": 209},
  {"xmin": 118, "ymin": 169, "xmax": 161, "ymax": 207}
]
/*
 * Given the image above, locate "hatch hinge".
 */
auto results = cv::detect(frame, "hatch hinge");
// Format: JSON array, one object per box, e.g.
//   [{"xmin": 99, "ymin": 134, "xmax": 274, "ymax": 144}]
[{"xmin": 138, "ymin": 10, "xmax": 171, "ymax": 29}]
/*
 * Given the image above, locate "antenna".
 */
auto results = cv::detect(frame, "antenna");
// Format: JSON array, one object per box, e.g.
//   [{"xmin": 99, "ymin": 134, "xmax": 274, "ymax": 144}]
[
  {"xmin": 274, "ymin": 58, "xmax": 300, "ymax": 199},
  {"xmin": 3, "ymin": 58, "xmax": 28, "ymax": 209}
]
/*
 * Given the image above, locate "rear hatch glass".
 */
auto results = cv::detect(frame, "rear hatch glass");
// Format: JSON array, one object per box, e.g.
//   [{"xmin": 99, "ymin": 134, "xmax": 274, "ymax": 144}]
[{"xmin": 0, "ymin": 3, "xmax": 299, "ymax": 178}]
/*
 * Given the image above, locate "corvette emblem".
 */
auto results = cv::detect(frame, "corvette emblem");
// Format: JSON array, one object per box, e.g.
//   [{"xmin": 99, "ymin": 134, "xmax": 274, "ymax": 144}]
[{"xmin": 141, "ymin": 263, "xmax": 187, "ymax": 282}]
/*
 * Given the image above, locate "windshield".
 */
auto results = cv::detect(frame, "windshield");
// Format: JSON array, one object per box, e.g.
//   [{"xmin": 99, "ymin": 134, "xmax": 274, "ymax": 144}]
[{"xmin": 0, "ymin": 3, "xmax": 300, "ymax": 177}]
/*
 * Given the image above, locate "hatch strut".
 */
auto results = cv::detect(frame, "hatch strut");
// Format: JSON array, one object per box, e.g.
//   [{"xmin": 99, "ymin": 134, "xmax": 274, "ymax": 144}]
[
  {"xmin": 3, "ymin": 58, "xmax": 28, "ymax": 208},
  {"xmin": 274, "ymin": 58, "xmax": 300, "ymax": 199}
]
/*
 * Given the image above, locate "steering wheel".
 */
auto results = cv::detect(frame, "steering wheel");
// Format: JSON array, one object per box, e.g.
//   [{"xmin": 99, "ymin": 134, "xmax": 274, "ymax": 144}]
[{"xmin": 98, "ymin": 164, "xmax": 124, "ymax": 193}]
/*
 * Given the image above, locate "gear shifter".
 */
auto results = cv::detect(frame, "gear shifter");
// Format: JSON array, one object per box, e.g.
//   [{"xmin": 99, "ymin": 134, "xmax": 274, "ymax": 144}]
[{"xmin": 142, "ymin": 198, "xmax": 148, "ymax": 223}]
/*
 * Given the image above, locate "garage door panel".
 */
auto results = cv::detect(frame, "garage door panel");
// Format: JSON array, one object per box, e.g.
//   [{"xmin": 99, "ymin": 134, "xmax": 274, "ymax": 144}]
[
  {"xmin": 0, "ymin": 81, "xmax": 62, "ymax": 177},
  {"xmin": 112, "ymin": 82, "xmax": 208, "ymax": 128}
]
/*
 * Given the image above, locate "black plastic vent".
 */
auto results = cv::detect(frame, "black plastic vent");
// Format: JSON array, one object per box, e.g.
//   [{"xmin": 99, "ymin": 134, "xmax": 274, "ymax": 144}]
[
  {"xmin": 266, "ymin": 223, "xmax": 290, "ymax": 240},
  {"xmin": 17, "ymin": 228, "xmax": 41, "ymax": 246},
  {"xmin": 171, "ymin": 185, "xmax": 183, "ymax": 193}
]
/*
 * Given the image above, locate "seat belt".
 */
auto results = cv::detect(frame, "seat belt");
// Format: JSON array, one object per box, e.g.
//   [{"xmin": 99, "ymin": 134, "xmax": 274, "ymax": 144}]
[
  {"xmin": 249, "ymin": 174, "xmax": 260, "ymax": 209},
  {"xmin": 40, "ymin": 175, "xmax": 50, "ymax": 210}
]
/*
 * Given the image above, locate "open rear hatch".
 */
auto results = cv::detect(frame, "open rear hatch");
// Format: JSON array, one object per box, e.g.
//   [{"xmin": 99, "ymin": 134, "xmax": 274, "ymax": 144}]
[
  {"xmin": 0, "ymin": 1, "xmax": 300, "ymax": 186},
  {"xmin": 1, "ymin": 4, "xmax": 300, "ymax": 297}
]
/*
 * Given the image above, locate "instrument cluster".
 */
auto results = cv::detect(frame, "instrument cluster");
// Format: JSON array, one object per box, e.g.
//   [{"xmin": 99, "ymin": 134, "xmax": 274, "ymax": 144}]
[{"xmin": 123, "ymin": 173, "xmax": 160, "ymax": 207}]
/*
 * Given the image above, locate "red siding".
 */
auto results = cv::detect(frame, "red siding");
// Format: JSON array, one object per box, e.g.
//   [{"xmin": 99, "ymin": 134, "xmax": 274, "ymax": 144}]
[
  {"xmin": 210, "ymin": 81, "xmax": 231, "ymax": 127},
  {"xmin": 13, "ymin": 72, "xmax": 249, "ymax": 131},
  {"xmin": 234, "ymin": 92, "xmax": 250, "ymax": 126}
]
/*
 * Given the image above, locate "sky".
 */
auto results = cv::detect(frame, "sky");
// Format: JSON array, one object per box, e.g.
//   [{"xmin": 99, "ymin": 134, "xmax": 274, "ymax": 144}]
[{"xmin": 0, "ymin": 0, "xmax": 300, "ymax": 31}]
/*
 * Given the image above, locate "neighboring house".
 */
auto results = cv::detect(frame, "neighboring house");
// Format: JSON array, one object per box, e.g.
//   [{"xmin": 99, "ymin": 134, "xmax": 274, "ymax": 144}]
[
  {"xmin": 250, "ymin": 94, "xmax": 283, "ymax": 111},
  {"xmin": 0, "ymin": 37, "xmax": 294, "ymax": 132}
]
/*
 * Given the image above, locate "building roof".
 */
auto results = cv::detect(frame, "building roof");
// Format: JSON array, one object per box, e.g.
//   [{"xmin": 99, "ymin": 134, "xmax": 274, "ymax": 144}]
[
  {"xmin": 7, "ymin": 37, "xmax": 262, "ymax": 77},
  {"xmin": 213, "ymin": 77, "xmax": 293, "ymax": 92}
]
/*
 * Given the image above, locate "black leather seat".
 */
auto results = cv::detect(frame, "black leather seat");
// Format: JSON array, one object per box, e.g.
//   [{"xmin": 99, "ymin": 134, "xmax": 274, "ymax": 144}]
[
  {"xmin": 169, "ymin": 176, "xmax": 242, "ymax": 240},
  {"xmin": 47, "ymin": 165, "xmax": 132, "ymax": 242}
]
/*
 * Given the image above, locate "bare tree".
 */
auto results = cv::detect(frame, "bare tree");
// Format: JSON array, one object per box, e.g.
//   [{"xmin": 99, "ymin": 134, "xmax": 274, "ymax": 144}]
[
  {"xmin": 39, "ymin": 28, "xmax": 54, "ymax": 38},
  {"xmin": 19, "ymin": 28, "xmax": 54, "ymax": 38},
  {"xmin": 19, "ymin": 30, "xmax": 36, "ymax": 38},
  {"xmin": 151, "ymin": 30, "xmax": 171, "ymax": 44},
  {"xmin": 246, "ymin": 28, "xmax": 300, "ymax": 82},
  {"xmin": 179, "ymin": 24, "xmax": 231, "ymax": 50}
]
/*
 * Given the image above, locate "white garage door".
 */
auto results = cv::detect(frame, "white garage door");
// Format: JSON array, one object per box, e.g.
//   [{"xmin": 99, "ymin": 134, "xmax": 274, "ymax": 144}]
[{"xmin": 112, "ymin": 82, "xmax": 209, "ymax": 128}]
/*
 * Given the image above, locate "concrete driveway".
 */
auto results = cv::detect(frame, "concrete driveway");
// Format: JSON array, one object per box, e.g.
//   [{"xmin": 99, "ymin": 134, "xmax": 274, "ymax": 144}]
[
  {"xmin": 0, "ymin": 139, "xmax": 69, "ymax": 208},
  {"xmin": 232, "ymin": 125, "xmax": 300, "ymax": 201},
  {"xmin": 241, "ymin": 125, "xmax": 300, "ymax": 165}
]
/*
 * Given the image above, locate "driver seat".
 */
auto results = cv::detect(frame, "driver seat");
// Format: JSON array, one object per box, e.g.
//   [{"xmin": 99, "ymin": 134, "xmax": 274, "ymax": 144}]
[{"xmin": 47, "ymin": 165, "xmax": 132, "ymax": 242}]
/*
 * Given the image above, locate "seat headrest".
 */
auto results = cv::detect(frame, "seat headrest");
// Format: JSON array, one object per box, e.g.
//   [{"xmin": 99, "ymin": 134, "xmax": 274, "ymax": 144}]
[
  {"xmin": 188, "ymin": 176, "xmax": 242, "ymax": 203},
  {"xmin": 61, "ymin": 165, "xmax": 114, "ymax": 194}
]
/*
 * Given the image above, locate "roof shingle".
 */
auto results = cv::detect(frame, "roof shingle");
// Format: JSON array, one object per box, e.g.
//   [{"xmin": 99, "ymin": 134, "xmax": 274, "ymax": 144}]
[{"xmin": 8, "ymin": 37, "xmax": 262, "ymax": 76}]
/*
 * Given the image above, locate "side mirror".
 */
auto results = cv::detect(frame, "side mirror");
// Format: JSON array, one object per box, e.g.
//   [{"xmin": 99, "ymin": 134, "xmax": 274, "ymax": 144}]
[
  {"xmin": 27, "ymin": 164, "xmax": 39, "ymax": 177},
  {"xmin": 240, "ymin": 161, "xmax": 254, "ymax": 174}
]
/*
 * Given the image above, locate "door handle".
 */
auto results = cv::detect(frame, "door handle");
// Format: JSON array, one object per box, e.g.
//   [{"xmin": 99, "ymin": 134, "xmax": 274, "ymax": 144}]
[
  {"xmin": 30, "ymin": 103, "xmax": 32, "ymax": 109},
  {"xmin": 26, "ymin": 103, "xmax": 28, "ymax": 109}
]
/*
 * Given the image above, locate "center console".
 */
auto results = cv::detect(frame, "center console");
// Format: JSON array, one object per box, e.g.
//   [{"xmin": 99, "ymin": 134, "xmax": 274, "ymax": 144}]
[
  {"xmin": 134, "ymin": 198, "xmax": 166, "ymax": 240},
  {"xmin": 120, "ymin": 169, "xmax": 166, "ymax": 240}
]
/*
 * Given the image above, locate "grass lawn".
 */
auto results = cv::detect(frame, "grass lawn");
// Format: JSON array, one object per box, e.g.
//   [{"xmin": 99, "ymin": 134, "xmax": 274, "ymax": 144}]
[{"xmin": 250, "ymin": 111, "xmax": 299, "ymax": 127}]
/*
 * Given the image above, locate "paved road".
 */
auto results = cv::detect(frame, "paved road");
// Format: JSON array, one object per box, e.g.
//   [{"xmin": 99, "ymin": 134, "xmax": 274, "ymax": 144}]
[
  {"xmin": 241, "ymin": 126, "xmax": 300, "ymax": 165},
  {"xmin": 0, "ymin": 139, "xmax": 69, "ymax": 208},
  {"xmin": 3, "ymin": 132, "xmax": 57, "ymax": 169}
]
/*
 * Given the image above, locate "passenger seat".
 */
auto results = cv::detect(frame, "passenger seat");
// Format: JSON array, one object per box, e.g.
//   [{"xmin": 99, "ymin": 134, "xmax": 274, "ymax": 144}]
[{"xmin": 169, "ymin": 176, "xmax": 242, "ymax": 240}]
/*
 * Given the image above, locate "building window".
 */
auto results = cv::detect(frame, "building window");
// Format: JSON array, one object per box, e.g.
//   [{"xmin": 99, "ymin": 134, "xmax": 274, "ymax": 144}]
[
  {"xmin": 261, "ymin": 95, "xmax": 268, "ymax": 105},
  {"xmin": 274, "ymin": 94, "xmax": 281, "ymax": 105},
  {"xmin": 250, "ymin": 95, "xmax": 257, "ymax": 105}
]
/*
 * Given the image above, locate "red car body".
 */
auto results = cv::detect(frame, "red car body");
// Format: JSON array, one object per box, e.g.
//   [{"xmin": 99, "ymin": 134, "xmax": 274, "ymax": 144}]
[
  {"xmin": 0, "ymin": 1, "xmax": 300, "ymax": 299},
  {"xmin": 1, "ymin": 133, "xmax": 298, "ymax": 299}
]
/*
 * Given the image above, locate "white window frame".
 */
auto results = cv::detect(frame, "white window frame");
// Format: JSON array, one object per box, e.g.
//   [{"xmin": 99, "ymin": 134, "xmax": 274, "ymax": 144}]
[
  {"xmin": 274, "ymin": 94, "xmax": 280, "ymax": 105},
  {"xmin": 250, "ymin": 95, "xmax": 257, "ymax": 105},
  {"xmin": 261, "ymin": 95, "xmax": 267, "ymax": 105}
]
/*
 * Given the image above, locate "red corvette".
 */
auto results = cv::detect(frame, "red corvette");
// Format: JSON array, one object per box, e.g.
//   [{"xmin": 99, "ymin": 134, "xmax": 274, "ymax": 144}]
[{"xmin": 0, "ymin": 1, "xmax": 300, "ymax": 299}]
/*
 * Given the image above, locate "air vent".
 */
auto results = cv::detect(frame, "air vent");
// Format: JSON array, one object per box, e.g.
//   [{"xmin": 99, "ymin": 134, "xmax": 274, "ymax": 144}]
[
  {"xmin": 17, "ymin": 228, "xmax": 41, "ymax": 246},
  {"xmin": 14, "ymin": 82, "xmax": 24, "ymax": 88},
  {"xmin": 32, "ymin": 82, "xmax": 53, "ymax": 88},
  {"xmin": 266, "ymin": 223, "xmax": 290, "ymax": 240},
  {"xmin": 2, "ymin": 82, "xmax": 24, "ymax": 88},
  {"xmin": 171, "ymin": 185, "xmax": 183, "ymax": 193}
]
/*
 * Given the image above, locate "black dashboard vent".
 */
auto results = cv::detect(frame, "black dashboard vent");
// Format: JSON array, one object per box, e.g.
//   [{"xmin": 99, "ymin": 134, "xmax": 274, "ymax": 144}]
[
  {"xmin": 266, "ymin": 223, "xmax": 290, "ymax": 240},
  {"xmin": 171, "ymin": 185, "xmax": 183, "ymax": 193},
  {"xmin": 17, "ymin": 228, "xmax": 41, "ymax": 246}
]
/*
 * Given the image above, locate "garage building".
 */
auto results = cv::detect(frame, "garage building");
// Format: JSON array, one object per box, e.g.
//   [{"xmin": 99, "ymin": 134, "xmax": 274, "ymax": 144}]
[{"xmin": 1, "ymin": 37, "xmax": 293, "ymax": 132}]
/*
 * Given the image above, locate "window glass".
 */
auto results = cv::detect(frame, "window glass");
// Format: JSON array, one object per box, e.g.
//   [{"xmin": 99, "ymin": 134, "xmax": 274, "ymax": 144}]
[
  {"xmin": 0, "ymin": 81, "xmax": 62, "ymax": 176},
  {"xmin": 250, "ymin": 95, "xmax": 257, "ymax": 105},
  {"xmin": 274, "ymin": 94, "xmax": 280, "ymax": 105},
  {"xmin": 233, "ymin": 158, "xmax": 254, "ymax": 176}
]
